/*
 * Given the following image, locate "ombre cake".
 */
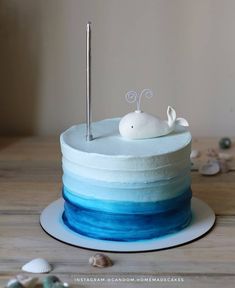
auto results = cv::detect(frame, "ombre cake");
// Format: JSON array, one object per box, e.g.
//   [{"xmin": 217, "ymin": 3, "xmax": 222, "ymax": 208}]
[{"xmin": 60, "ymin": 117, "xmax": 192, "ymax": 242}]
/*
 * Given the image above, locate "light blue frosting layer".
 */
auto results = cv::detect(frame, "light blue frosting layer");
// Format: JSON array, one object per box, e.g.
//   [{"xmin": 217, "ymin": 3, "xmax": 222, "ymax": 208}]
[
  {"xmin": 60, "ymin": 118, "xmax": 191, "ymax": 183},
  {"xmin": 62, "ymin": 168, "xmax": 191, "ymax": 202},
  {"xmin": 61, "ymin": 118, "xmax": 191, "ymax": 156}
]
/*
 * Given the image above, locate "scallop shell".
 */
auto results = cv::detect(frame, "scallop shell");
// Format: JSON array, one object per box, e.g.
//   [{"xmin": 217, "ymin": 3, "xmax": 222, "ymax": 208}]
[
  {"xmin": 22, "ymin": 258, "xmax": 52, "ymax": 274},
  {"xmin": 218, "ymin": 152, "xmax": 233, "ymax": 161},
  {"xmin": 16, "ymin": 275, "xmax": 38, "ymax": 288},
  {"xmin": 190, "ymin": 149, "xmax": 200, "ymax": 159},
  {"xmin": 89, "ymin": 253, "xmax": 113, "ymax": 268},
  {"xmin": 199, "ymin": 161, "xmax": 220, "ymax": 176}
]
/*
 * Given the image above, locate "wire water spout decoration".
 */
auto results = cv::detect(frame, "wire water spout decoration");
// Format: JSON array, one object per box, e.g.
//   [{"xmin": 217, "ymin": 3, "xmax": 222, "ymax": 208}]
[{"xmin": 125, "ymin": 89, "xmax": 154, "ymax": 112}]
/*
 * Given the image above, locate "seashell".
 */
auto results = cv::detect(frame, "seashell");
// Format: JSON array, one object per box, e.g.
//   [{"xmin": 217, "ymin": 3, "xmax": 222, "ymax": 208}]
[
  {"xmin": 199, "ymin": 161, "xmax": 220, "ymax": 176},
  {"xmin": 89, "ymin": 253, "xmax": 113, "ymax": 268},
  {"xmin": 22, "ymin": 258, "xmax": 52, "ymax": 274},
  {"xmin": 43, "ymin": 275, "xmax": 61, "ymax": 288},
  {"xmin": 16, "ymin": 275, "xmax": 38, "ymax": 288},
  {"xmin": 218, "ymin": 152, "xmax": 233, "ymax": 161},
  {"xmin": 206, "ymin": 148, "xmax": 218, "ymax": 158},
  {"xmin": 191, "ymin": 161, "xmax": 199, "ymax": 171},
  {"xmin": 6, "ymin": 279, "xmax": 18, "ymax": 287},
  {"xmin": 219, "ymin": 137, "xmax": 232, "ymax": 149},
  {"xmin": 218, "ymin": 160, "xmax": 230, "ymax": 173},
  {"xmin": 51, "ymin": 283, "xmax": 70, "ymax": 288},
  {"xmin": 7, "ymin": 281, "xmax": 24, "ymax": 288},
  {"xmin": 190, "ymin": 149, "xmax": 200, "ymax": 159}
]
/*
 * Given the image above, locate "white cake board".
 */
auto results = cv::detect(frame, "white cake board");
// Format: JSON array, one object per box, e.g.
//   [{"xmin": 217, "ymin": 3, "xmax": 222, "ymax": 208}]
[{"xmin": 40, "ymin": 197, "xmax": 215, "ymax": 252}]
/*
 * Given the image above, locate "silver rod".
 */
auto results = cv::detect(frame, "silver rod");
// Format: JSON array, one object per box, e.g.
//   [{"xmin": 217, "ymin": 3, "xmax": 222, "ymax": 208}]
[{"xmin": 86, "ymin": 22, "xmax": 93, "ymax": 141}]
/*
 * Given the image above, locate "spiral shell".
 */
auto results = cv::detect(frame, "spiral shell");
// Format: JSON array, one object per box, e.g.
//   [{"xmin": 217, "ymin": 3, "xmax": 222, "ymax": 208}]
[{"xmin": 89, "ymin": 253, "xmax": 112, "ymax": 268}]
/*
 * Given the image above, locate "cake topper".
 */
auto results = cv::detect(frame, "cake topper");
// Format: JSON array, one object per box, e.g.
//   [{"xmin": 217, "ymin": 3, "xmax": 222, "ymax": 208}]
[{"xmin": 119, "ymin": 89, "xmax": 189, "ymax": 139}]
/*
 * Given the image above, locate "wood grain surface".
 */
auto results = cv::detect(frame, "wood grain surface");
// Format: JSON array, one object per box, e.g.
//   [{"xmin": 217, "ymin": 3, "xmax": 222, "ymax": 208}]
[{"xmin": 0, "ymin": 137, "xmax": 235, "ymax": 287}]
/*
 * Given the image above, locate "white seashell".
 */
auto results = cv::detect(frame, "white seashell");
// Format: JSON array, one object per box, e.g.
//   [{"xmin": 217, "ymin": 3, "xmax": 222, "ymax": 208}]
[
  {"xmin": 218, "ymin": 152, "xmax": 233, "ymax": 161},
  {"xmin": 89, "ymin": 253, "xmax": 112, "ymax": 268},
  {"xmin": 22, "ymin": 258, "xmax": 52, "ymax": 274},
  {"xmin": 6, "ymin": 278, "xmax": 18, "ymax": 287},
  {"xmin": 190, "ymin": 149, "xmax": 200, "ymax": 159},
  {"xmin": 16, "ymin": 275, "xmax": 38, "ymax": 288},
  {"xmin": 199, "ymin": 161, "xmax": 220, "ymax": 176}
]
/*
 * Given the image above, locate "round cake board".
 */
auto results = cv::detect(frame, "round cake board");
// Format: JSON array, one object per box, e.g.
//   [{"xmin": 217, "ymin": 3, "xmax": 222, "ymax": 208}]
[{"xmin": 40, "ymin": 197, "xmax": 215, "ymax": 252}]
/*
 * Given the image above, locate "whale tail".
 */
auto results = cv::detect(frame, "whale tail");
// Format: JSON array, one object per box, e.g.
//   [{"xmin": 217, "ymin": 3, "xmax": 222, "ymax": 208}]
[
  {"xmin": 167, "ymin": 106, "xmax": 189, "ymax": 128},
  {"xmin": 167, "ymin": 106, "xmax": 176, "ymax": 127},
  {"xmin": 175, "ymin": 117, "xmax": 189, "ymax": 127}
]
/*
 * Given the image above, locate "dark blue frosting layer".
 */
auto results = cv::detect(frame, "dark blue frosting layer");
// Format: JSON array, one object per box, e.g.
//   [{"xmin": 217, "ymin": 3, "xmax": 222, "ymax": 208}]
[{"xmin": 62, "ymin": 187, "xmax": 192, "ymax": 242}]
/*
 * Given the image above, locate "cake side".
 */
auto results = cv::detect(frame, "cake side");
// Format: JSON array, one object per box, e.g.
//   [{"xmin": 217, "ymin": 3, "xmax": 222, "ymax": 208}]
[{"xmin": 60, "ymin": 118, "xmax": 192, "ymax": 241}]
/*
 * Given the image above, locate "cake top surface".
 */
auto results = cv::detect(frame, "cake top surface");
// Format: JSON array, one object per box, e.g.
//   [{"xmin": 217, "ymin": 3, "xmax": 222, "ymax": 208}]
[{"xmin": 61, "ymin": 118, "xmax": 191, "ymax": 157}]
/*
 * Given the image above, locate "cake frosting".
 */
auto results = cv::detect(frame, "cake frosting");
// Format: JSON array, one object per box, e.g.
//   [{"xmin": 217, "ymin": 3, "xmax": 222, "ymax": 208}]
[{"xmin": 60, "ymin": 118, "xmax": 192, "ymax": 242}]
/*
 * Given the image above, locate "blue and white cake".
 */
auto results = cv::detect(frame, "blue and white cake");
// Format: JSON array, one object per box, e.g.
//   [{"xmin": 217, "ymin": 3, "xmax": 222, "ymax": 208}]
[{"xmin": 60, "ymin": 115, "xmax": 192, "ymax": 242}]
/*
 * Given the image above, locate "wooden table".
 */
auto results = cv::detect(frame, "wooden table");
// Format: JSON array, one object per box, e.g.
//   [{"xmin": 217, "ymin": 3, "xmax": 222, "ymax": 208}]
[{"xmin": 0, "ymin": 137, "xmax": 235, "ymax": 288}]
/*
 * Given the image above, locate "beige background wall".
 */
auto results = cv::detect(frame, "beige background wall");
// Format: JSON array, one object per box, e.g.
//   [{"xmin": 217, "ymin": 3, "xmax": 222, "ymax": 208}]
[{"xmin": 0, "ymin": 0, "xmax": 235, "ymax": 137}]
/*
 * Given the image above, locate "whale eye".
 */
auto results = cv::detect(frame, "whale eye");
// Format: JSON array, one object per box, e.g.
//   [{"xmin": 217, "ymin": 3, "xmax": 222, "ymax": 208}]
[{"xmin": 131, "ymin": 125, "xmax": 134, "ymax": 128}]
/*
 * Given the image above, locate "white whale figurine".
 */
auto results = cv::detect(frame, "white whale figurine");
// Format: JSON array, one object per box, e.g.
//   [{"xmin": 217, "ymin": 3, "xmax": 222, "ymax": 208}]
[{"xmin": 119, "ymin": 89, "xmax": 189, "ymax": 140}]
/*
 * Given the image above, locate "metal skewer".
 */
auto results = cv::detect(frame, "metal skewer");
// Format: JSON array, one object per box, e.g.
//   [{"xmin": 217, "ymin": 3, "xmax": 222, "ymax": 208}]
[{"xmin": 86, "ymin": 22, "xmax": 93, "ymax": 141}]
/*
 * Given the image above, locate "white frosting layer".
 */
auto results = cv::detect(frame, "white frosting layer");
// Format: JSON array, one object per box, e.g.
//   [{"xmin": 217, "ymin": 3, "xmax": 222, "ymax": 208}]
[{"xmin": 60, "ymin": 118, "xmax": 191, "ymax": 183}]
